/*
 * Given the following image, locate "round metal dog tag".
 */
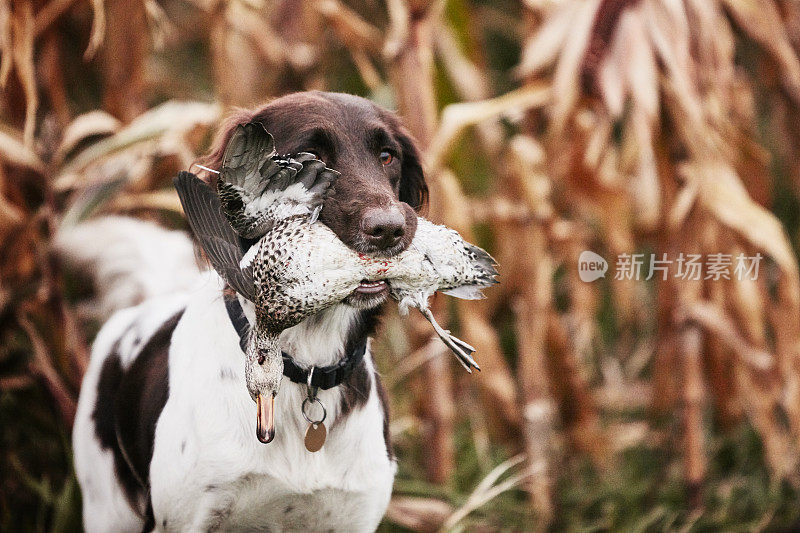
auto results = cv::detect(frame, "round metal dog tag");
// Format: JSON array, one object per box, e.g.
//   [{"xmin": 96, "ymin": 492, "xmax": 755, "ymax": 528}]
[{"xmin": 304, "ymin": 422, "xmax": 327, "ymax": 452}]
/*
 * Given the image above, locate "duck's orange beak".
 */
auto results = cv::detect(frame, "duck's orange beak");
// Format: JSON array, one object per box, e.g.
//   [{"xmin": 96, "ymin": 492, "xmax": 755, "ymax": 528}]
[{"xmin": 256, "ymin": 392, "xmax": 276, "ymax": 444}]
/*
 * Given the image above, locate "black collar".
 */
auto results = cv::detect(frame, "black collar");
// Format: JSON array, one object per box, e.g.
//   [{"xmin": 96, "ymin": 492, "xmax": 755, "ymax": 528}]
[{"xmin": 223, "ymin": 293, "xmax": 367, "ymax": 390}]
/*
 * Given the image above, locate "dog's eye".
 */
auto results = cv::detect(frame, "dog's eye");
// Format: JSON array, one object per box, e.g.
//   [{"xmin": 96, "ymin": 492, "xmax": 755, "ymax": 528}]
[{"xmin": 379, "ymin": 150, "xmax": 393, "ymax": 166}]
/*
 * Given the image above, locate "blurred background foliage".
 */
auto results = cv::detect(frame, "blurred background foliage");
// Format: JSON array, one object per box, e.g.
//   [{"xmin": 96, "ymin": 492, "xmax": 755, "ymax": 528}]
[{"xmin": 4, "ymin": 0, "xmax": 800, "ymax": 531}]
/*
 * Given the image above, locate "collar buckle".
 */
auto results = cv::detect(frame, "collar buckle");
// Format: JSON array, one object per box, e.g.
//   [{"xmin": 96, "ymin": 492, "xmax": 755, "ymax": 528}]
[{"xmin": 306, "ymin": 367, "xmax": 319, "ymax": 401}]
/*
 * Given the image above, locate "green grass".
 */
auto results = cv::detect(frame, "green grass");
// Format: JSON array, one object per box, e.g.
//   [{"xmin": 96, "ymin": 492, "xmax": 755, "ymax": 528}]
[{"xmin": 380, "ymin": 419, "xmax": 800, "ymax": 532}]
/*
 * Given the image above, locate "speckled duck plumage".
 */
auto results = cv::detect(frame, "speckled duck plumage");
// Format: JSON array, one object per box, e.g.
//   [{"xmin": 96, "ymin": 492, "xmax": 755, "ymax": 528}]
[{"xmin": 175, "ymin": 122, "xmax": 498, "ymax": 442}]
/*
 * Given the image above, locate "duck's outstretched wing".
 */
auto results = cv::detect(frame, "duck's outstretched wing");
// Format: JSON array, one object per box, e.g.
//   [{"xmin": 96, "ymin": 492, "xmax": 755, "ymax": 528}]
[
  {"xmin": 174, "ymin": 171, "xmax": 256, "ymax": 302},
  {"xmin": 217, "ymin": 122, "xmax": 340, "ymax": 239}
]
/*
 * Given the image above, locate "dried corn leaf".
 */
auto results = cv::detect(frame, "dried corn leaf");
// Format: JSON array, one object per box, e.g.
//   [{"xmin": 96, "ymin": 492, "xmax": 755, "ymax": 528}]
[
  {"xmin": 434, "ymin": 25, "xmax": 490, "ymax": 102},
  {"xmin": 723, "ymin": 0, "xmax": 800, "ymax": 103},
  {"xmin": 623, "ymin": 7, "xmax": 659, "ymax": 119},
  {"xmin": 144, "ymin": 0, "xmax": 174, "ymax": 51},
  {"xmin": 427, "ymin": 84, "xmax": 550, "ymax": 172},
  {"xmin": 0, "ymin": 0, "xmax": 10, "ymax": 86},
  {"xmin": 55, "ymin": 110, "xmax": 121, "ymax": 164},
  {"xmin": 59, "ymin": 173, "xmax": 127, "ymax": 228},
  {"xmin": 10, "ymin": 1, "xmax": 36, "ymax": 148},
  {"xmin": 642, "ymin": 0, "xmax": 704, "ymax": 130},
  {"xmin": 683, "ymin": 161, "xmax": 798, "ymax": 276},
  {"xmin": 315, "ymin": 0, "xmax": 382, "ymax": 51},
  {"xmin": 385, "ymin": 496, "xmax": 452, "ymax": 532},
  {"xmin": 55, "ymin": 101, "xmax": 220, "ymax": 189},
  {"xmin": 549, "ymin": 0, "xmax": 601, "ymax": 132},
  {"xmin": 110, "ymin": 189, "xmax": 182, "ymax": 213},
  {"xmin": 0, "ymin": 125, "xmax": 44, "ymax": 171},
  {"xmin": 226, "ymin": 1, "xmax": 286, "ymax": 66},
  {"xmin": 516, "ymin": 1, "xmax": 575, "ymax": 78},
  {"xmin": 84, "ymin": 0, "xmax": 106, "ymax": 59},
  {"xmin": 680, "ymin": 301, "xmax": 773, "ymax": 370}
]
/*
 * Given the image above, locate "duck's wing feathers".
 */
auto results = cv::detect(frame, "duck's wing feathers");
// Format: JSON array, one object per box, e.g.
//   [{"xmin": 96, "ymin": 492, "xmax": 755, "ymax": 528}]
[
  {"xmin": 217, "ymin": 122, "xmax": 340, "ymax": 238},
  {"xmin": 221, "ymin": 122, "xmax": 277, "ymax": 195},
  {"xmin": 174, "ymin": 171, "xmax": 256, "ymax": 301}
]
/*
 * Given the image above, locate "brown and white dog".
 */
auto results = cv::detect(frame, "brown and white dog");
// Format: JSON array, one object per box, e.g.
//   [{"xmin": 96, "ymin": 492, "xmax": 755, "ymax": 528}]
[{"xmin": 67, "ymin": 92, "xmax": 428, "ymax": 532}]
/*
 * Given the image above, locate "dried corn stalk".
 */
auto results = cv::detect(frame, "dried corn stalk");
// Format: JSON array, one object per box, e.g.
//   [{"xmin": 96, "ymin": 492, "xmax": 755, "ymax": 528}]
[{"xmin": 521, "ymin": 0, "xmax": 800, "ymax": 489}]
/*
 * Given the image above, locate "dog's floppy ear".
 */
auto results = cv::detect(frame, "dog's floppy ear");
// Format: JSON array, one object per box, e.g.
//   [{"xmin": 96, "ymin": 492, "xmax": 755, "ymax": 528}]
[{"xmin": 396, "ymin": 128, "xmax": 428, "ymax": 212}]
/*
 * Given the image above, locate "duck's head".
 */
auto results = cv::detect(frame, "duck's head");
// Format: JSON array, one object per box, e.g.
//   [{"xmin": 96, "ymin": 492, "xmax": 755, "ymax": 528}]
[{"xmin": 245, "ymin": 333, "xmax": 283, "ymax": 443}]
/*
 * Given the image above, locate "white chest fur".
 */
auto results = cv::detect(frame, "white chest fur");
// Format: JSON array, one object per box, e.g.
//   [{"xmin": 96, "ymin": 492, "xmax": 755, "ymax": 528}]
[{"xmin": 148, "ymin": 283, "xmax": 396, "ymax": 532}]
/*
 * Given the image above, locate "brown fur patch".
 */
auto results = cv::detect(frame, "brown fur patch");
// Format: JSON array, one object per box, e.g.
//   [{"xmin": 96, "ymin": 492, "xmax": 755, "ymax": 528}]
[
  {"xmin": 200, "ymin": 92, "xmax": 427, "ymax": 257},
  {"xmin": 93, "ymin": 309, "xmax": 185, "ymax": 518}
]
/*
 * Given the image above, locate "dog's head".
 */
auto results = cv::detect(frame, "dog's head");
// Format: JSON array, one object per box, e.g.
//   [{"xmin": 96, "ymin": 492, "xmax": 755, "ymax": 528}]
[{"xmin": 204, "ymin": 91, "xmax": 428, "ymax": 308}]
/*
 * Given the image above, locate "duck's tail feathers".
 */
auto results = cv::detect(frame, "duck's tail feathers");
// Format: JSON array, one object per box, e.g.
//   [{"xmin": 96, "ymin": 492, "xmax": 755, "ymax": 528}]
[
  {"xmin": 442, "ymin": 285, "xmax": 487, "ymax": 300},
  {"xmin": 442, "ymin": 243, "xmax": 499, "ymax": 300},
  {"xmin": 467, "ymin": 243, "xmax": 499, "ymax": 279}
]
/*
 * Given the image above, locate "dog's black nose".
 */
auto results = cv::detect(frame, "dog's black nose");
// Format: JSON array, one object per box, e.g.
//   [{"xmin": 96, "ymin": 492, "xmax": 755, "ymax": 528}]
[{"xmin": 362, "ymin": 208, "xmax": 405, "ymax": 250}]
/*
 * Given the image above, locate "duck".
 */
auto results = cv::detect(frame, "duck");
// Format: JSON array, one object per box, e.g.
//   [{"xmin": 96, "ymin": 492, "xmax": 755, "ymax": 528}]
[
  {"xmin": 174, "ymin": 122, "xmax": 498, "ymax": 443},
  {"xmin": 386, "ymin": 220, "xmax": 498, "ymax": 371}
]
